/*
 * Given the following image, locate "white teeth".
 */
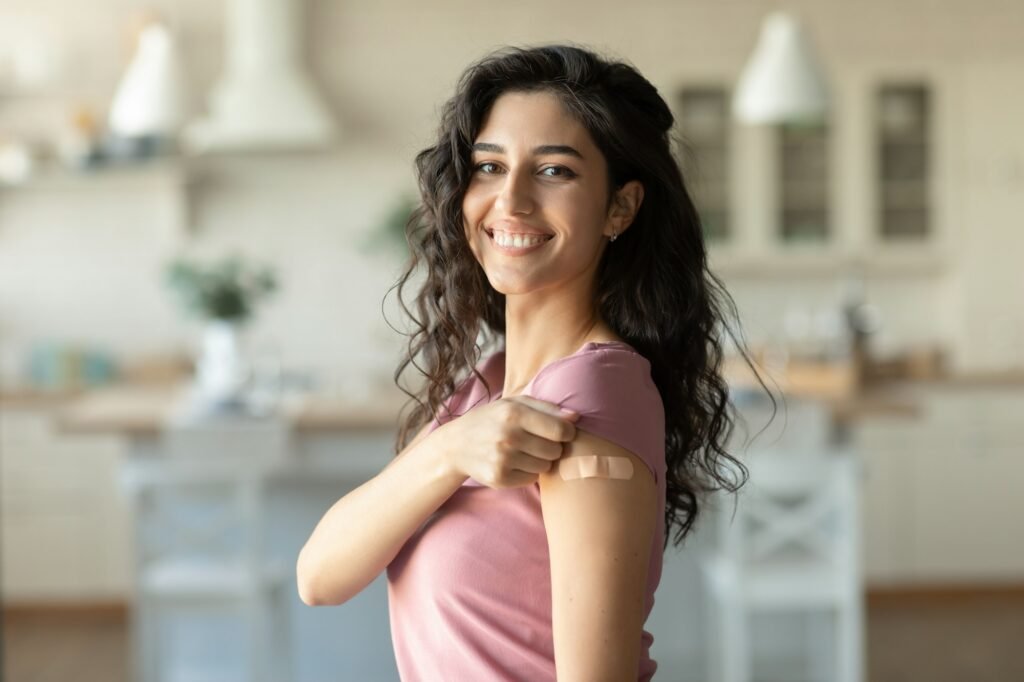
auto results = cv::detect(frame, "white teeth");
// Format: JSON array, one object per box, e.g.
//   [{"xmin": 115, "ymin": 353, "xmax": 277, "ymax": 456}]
[{"xmin": 492, "ymin": 232, "xmax": 549, "ymax": 248}]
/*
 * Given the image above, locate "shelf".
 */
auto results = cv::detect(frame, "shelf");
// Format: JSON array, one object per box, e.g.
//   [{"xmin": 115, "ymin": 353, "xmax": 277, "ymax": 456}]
[
  {"xmin": 708, "ymin": 246, "xmax": 949, "ymax": 277},
  {"xmin": 0, "ymin": 157, "xmax": 191, "ymax": 192},
  {"xmin": 0, "ymin": 156, "xmax": 197, "ymax": 235}
]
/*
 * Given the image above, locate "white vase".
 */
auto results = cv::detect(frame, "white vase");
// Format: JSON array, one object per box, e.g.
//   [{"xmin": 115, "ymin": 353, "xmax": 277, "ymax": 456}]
[
  {"xmin": 108, "ymin": 23, "xmax": 188, "ymax": 138},
  {"xmin": 195, "ymin": 319, "xmax": 250, "ymax": 409}
]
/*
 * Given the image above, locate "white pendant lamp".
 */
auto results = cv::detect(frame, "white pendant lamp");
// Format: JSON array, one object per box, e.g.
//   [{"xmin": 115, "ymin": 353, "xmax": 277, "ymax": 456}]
[
  {"xmin": 184, "ymin": 0, "xmax": 336, "ymax": 152},
  {"xmin": 733, "ymin": 11, "xmax": 830, "ymax": 124},
  {"xmin": 108, "ymin": 23, "xmax": 188, "ymax": 137}
]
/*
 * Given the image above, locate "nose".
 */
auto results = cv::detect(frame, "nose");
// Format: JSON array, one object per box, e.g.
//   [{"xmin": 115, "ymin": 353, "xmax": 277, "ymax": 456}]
[{"xmin": 495, "ymin": 166, "xmax": 535, "ymax": 216}]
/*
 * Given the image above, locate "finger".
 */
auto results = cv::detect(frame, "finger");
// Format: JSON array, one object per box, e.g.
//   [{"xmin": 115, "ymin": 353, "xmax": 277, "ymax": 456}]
[
  {"xmin": 507, "ymin": 395, "xmax": 579, "ymax": 421},
  {"xmin": 517, "ymin": 405, "xmax": 577, "ymax": 445},
  {"xmin": 503, "ymin": 397, "xmax": 579, "ymax": 443},
  {"xmin": 510, "ymin": 451, "xmax": 558, "ymax": 475},
  {"xmin": 514, "ymin": 430, "xmax": 566, "ymax": 462},
  {"xmin": 494, "ymin": 469, "xmax": 540, "ymax": 489}
]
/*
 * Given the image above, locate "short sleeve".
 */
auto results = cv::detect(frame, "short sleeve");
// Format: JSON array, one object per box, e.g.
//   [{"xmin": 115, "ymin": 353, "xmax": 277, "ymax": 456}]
[{"xmin": 526, "ymin": 349, "xmax": 666, "ymax": 485}]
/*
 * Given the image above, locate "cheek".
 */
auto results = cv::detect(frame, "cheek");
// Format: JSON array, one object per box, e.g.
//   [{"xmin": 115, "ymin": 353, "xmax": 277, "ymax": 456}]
[
  {"xmin": 461, "ymin": 195, "xmax": 484, "ymax": 260},
  {"xmin": 462, "ymin": 187, "xmax": 485, "ymax": 223},
  {"xmin": 560, "ymin": 196, "xmax": 609, "ymax": 240},
  {"xmin": 550, "ymin": 182, "xmax": 604, "ymax": 219}
]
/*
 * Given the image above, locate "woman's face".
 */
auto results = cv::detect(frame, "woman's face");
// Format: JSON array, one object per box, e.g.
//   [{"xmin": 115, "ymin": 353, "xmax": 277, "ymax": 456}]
[{"xmin": 462, "ymin": 90, "xmax": 617, "ymax": 297}]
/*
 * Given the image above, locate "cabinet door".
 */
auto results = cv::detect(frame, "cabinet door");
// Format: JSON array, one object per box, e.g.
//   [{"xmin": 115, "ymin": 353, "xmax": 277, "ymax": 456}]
[
  {"xmin": 855, "ymin": 418, "xmax": 918, "ymax": 584},
  {"xmin": 0, "ymin": 409, "xmax": 131, "ymax": 599},
  {"xmin": 910, "ymin": 389, "xmax": 1024, "ymax": 581},
  {"xmin": 51, "ymin": 434, "xmax": 134, "ymax": 595}
]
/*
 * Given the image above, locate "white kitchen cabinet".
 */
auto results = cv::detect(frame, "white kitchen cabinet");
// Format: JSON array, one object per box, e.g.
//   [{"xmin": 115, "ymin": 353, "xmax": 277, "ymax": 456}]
[
  {"xmin": 673, "ymin": 64, "xmax": 957, "ymax": 276},
  {"xmin": 0, "ymin": 407, "xmax": 132, "ymax": 600},
  {"xmin": 853, "ymin": 384, "xmax": 1024, "ymax": 585},
  {"xmin": 910, "ymin": 388, "xmax": 1024, "ymax": 581},
  {"xmin": 857, "ymin": 416, "xmax": 917, "ymax": 584}
]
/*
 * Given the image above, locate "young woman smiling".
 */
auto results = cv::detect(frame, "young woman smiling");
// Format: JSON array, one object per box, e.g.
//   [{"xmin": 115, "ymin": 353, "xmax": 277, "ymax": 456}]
[{"xmin": 297, "ymin": 44, "xmax": 775, "ymax": 681}]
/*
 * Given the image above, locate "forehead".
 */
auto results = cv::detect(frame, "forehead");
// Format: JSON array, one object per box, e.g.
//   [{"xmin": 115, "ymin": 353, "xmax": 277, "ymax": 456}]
[{"xmin": 474, "ymin": 90, "xmax": 595, "ymax": 154}]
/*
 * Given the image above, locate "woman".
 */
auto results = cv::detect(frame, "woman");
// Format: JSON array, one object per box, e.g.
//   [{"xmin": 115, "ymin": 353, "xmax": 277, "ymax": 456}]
[{"xmin": 298, "ymin": 43, "xmax": 774, "ymax": 681}]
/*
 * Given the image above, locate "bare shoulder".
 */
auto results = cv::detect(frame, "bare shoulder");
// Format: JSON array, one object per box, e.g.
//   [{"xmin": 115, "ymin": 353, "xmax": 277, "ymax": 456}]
[{"xmin": 538, "ymin": 425, "xmax": 657, "ymax": 532}]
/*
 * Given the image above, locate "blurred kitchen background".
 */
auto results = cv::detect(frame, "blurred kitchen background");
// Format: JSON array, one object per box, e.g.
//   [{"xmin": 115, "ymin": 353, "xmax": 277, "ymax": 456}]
[{"xmin": 2, "ymin": 1, "xmax": 1023, "ymax": 681}]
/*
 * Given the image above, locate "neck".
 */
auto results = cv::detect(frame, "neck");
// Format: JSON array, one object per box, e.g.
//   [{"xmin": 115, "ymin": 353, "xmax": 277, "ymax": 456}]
[{"xmin": 500, "ymin": 290, "xmax": 610, "ymax": 397}]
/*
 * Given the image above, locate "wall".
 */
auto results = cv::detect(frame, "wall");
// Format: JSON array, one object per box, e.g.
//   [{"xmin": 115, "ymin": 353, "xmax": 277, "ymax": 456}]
[
  {"xmin": 1, "ymin": 0, "xmax": 1023, "ymax": 385},
  {"xmin": 2, "ymin": 3, "xmax": 1022, "ymax": 678}
]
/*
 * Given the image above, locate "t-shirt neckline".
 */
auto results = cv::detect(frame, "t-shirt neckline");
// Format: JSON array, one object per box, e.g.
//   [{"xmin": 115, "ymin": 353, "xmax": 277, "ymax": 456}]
[{"xmin": 493, "ymin": 340, "xmax": 641, "ymax": 399}]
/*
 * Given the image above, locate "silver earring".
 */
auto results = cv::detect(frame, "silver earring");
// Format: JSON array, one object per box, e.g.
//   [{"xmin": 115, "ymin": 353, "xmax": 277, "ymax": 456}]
[{"xmin": 610, "ymin": 231, "xmax": 618, "ymax": 242}]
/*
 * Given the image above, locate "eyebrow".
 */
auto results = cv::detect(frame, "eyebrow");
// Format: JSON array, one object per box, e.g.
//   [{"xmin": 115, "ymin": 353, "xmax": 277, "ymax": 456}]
[{"xmin": 471, "ymin": 142, "xmax": 584, "ymax": 160}]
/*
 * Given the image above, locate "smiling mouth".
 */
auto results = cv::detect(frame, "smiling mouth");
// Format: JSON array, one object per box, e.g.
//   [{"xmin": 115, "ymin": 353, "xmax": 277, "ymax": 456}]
[
  {"xmin": 485, "ymin": 229, "xmax": 554, "ymax": 244},
  {"xmin": 483, "ymin": 229, "xmax": 555, "ymax": 255}
]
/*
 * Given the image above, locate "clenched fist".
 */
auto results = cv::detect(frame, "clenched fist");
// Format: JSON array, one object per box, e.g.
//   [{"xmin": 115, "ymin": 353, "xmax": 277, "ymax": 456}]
[{"xmin": 438, "ymin": 395, "xmax": 580, "ymax": 489}]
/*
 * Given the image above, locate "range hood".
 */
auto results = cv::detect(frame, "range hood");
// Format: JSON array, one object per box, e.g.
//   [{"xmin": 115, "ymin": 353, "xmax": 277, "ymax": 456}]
[{"xmin": 184, "ymin": 0, "xmax": 336, "ymax": 152}]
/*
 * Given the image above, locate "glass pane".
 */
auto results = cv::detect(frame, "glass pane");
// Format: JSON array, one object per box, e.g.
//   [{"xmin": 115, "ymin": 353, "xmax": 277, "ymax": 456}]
[
  {"xmin": 877, "ymin": 84, "xmax": 930, "ymax": 240},
  {"xmin": 701, "ymin": 209, "xmax": 729, "ymax": 242},
  {"xmin": 678, "ymin": 86, "xmax": 731, "ymax": 243},
  {"xmin": 781, "ymin": 209, "xmax": 829, "ymax": 243},
  {"xmin": 880, "ymin": 207, "xmax": 929, "ymax": 239},
  {"xmin": 779, "ymin": 121, "xmax": 829, "ymax": 242}
]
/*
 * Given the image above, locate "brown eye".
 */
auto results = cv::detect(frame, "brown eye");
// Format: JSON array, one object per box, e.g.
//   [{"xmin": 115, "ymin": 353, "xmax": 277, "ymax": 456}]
[
  {"xmin": 541, "ymin": 166, "xmax": 576, "ymax": 178},
  {"xmin": 475, "ymin": 162, "xmax": 500, "ymax": 174}
]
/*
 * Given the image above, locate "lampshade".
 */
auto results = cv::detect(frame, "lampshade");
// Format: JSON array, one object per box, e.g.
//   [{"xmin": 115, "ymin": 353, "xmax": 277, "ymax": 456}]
[
  {"xmin": 732, "ymin": 11, "xmax": 830, "ymax": 125},
  {"xmin": 182, "ymin": 0, "xmax": 336, "ymax": 152},
  {"xmin": 108, "ymin": 23, "xmax": 188, "ymax": 137}
]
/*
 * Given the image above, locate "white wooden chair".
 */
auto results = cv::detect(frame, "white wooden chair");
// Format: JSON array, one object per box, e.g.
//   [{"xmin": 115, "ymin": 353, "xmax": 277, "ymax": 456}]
[
  {"xmin": 700, "ymin": 398, "xmax": 866, "ymax": 682},
  {"xmin": 120, "ymin": 413, "xmax": 293, "ymax": 682}
]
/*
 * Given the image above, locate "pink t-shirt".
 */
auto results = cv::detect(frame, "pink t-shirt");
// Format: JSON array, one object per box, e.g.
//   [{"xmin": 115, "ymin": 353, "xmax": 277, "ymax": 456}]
[{"xmin": 386, "ymin": 341, "xmax": 666, "ymax": 681}]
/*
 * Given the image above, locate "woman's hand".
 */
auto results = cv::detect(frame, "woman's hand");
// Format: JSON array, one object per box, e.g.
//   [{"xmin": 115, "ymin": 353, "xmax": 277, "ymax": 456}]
[{"xmin": 439, "ymin": 395, "xmax": 580, "ymax": 489}]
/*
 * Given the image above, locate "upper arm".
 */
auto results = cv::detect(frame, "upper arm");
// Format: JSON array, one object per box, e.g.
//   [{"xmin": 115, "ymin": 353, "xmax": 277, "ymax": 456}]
[{"xmin": 538, "ymin": 425, "xmax": 658, "ymax": 682}]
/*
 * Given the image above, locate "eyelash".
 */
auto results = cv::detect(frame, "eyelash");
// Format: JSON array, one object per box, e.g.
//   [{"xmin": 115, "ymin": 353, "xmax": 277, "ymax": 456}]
[{"xmin": 474, "ymin": 162, "xmax": 576, "ymax": 179}]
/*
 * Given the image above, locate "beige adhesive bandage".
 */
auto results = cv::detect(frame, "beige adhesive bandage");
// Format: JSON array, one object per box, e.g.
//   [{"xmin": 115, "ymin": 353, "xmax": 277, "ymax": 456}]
[{"xmin": 558, "ymin": 455, "xmax": 634, "ymax": 481}]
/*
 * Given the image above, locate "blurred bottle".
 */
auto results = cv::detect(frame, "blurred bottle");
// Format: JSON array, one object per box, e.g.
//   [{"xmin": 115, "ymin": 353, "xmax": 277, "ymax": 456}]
[
  {"xmin": 782, "ymin": 302, "xmax": 813, "ymax": 360},
  {"xmin": 57, "ymin": 103, "xmax": 105, "ymax": 170},
  {"xmin": 27, "ymin": 341, "xmax": 117, "ymax": 390},
  {"xmin": 838, "ymin": 264, "xmax": 882, "ymax": 383}
]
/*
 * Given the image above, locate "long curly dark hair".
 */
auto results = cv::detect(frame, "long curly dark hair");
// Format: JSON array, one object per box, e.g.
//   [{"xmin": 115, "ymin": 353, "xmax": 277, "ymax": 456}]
[{"xmin": 384, "ymin": 43, "xmax": 778, "ymax": 550}]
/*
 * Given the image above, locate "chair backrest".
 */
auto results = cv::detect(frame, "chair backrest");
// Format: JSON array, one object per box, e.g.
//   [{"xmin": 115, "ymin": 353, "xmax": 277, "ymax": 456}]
[
  {"xmin": 715, "ymin": 397, "xmax": 860, "ymax": 577},
  {"xmin": 124, "ymin": 414, "xmax": 291, "ymax": 570},
  {"xmin": 735, "ymin": 451, "xmax": 859, "ymax": 570}
]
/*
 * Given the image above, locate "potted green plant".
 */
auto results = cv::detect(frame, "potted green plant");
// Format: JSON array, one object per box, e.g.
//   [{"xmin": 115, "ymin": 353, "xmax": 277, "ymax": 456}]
[
  {"xmin": 164, "ymin": 253, "xmax": 278, "ymax": 410},
  {"xmin": 357, "ymin": 192, "xmax": 418, "ymax": 257}
]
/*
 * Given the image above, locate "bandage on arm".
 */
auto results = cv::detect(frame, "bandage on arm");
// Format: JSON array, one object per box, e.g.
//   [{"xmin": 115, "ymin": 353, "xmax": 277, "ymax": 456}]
[{"xmin": 558, "ymin": 454, "xmax": 634, "ymax": 481}]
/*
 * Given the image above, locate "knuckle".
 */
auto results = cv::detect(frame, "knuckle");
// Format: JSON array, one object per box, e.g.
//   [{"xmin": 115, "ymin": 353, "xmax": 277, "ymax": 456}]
[
  {"xmin": 495, "ymin": 434, "xmax": 516, "ymax": 454},
  {"xmin": 498, "ymin": 401, "xmax": 518, "ymax": 423}
]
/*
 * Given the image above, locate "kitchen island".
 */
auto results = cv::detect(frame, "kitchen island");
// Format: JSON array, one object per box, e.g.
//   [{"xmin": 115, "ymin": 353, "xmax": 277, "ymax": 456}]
[{"xmin": 3, "ymin": 380, "xmax": 415, "ymax": 682}]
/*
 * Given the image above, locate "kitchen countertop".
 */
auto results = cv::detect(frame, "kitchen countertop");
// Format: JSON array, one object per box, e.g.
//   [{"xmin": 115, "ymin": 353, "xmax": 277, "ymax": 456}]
[
  {"xmin": 5, "ymin": 363, "xmax": 1024, "ymax": 438},
  {"xmin": 1, "ymin": 382, "xmax": 411, "ymax": 437}
]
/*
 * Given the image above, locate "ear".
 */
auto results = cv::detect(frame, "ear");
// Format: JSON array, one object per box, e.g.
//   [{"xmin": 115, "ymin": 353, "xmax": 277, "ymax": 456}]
[{"xmin": 605, "ymin": 180, "xmax": 644, "ymax": 237}]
